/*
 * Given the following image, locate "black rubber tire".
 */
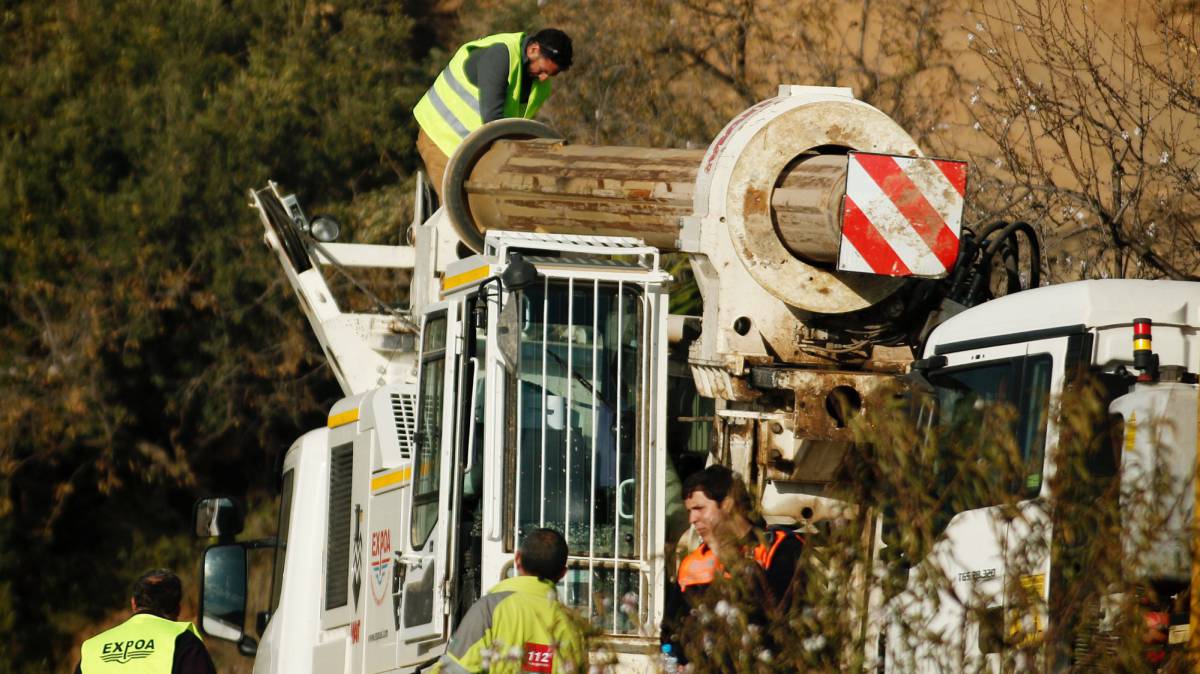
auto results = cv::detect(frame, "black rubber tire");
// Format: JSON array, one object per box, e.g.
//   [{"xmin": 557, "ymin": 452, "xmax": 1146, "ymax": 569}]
[
  {"xmin": 443, "ymin": 118, "xmax": 563, "ymax": 253},
  {"xmin": 258, "ymin": 189, "xmax": 313, "ymax": 273}
]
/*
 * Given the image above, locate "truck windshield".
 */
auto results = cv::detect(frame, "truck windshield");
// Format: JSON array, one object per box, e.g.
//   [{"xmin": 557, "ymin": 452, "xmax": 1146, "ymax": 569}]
[
  {"xmin": 509, "ymin": 277, "xmax": 646, "ymax": 634},
  {"xmin": 928, "ymin": 354, "xmax": 1053, "ymax": 499}
]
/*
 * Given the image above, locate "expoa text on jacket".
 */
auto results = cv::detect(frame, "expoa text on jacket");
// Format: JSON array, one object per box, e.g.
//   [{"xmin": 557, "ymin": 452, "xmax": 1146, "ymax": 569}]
[{"xmin": 78, "ymin": 613, "xmax": 212, "ymax": 674}]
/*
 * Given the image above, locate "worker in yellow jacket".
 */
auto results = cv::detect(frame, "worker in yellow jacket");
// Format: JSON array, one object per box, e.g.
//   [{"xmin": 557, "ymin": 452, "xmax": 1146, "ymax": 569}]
[
  {"xmin": 75, "ymin": 569, "xmax": 215, "ymax": 674},
  {"xmin": 433, "ymin": 528, "xmax": 586, "ymax": 674},
  {"xmin": 413, "ymin": 29, "xmax": 573, "ymax": 200}
]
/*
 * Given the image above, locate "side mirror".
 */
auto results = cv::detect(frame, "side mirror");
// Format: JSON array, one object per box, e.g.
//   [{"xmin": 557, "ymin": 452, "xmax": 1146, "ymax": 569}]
[
  {"xmin": 878, "ymin": 542, "xmax": 914, "ymax": 603},
  {"xmin": 308, "ymin": 214, "xmax": 341, "ymax": 242},
  {"xmin": 200, "ymin": 544, "xmax": 248, "ymax": 644},
  {"xmin": 500, "ymin": 252, "xmax": 539, "ymax": 291},
  {"xmin": 193, "ymin": 496, "xmax": 245, "ymax": 539}
]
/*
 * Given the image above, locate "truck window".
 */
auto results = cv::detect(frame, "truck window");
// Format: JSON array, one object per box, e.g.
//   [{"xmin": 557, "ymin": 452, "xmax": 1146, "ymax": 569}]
[
  {"xmin": 412, "ymin": 314, "xmax": 448, "ymax": 549},
  {"xmin": 929, "ymin": 353, "xmax": 1052, "ymax": 502},
  {"xmin": 270, "ymin": 469, "xmax": 295, "ymax": 612},
  {"xmin": 509, "ymin": 278, "xmax": 645, "ymax": 633}
]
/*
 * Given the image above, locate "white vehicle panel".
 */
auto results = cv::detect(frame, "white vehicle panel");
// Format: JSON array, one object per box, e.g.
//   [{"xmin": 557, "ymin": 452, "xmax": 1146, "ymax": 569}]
[
  {"xmin": 1115, "ymin": 383, "xmax": 1200, "ymax": 583},
  {"xmin": 928, "ymin": 280, "xmax": 1199, "ymax": 373},
  {"xmin": 255, "ymin": 429, "xmax": 330, "ymax": 674},
  {"xmin": 886, "ymin": 332, "xmax": 1068, "ymax": 672}
]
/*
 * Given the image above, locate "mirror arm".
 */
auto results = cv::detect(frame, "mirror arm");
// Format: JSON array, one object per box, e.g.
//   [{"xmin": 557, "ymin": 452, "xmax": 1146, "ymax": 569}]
[{"xmin": 242, "ymin": 537, "xmax": 279, "ymax": 551}]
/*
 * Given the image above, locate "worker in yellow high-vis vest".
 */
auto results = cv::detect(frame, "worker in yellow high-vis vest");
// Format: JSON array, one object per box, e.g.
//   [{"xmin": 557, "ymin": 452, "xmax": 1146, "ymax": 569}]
[
  {"xmin": 432, "ymin": 528, "xmax": 586, "ymax": 674},
  {"xmin": 413, "ymin": 29, "xmax": 573, "ymax": 200},
  {"xmin": 75, "ymin": 569, "xmax": 215, "ymax": 674}
]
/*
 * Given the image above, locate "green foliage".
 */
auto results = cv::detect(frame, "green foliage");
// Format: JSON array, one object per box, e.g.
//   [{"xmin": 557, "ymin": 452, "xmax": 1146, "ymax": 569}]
[
  {"xmin": 665, "ymin": 376, "xmax": 1187, "ymax": 672},
  {"xmin": 0, "ymin": 0, "xmax": 433, "ymax": 668},
  {"xmin": 0, "ymin": 1, "xmax": 1191, "ymax": 671}
]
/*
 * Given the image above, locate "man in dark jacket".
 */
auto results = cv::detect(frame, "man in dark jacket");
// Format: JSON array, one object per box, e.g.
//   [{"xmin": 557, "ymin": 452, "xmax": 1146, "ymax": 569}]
[
  {"xmin": 413, "ymin": 28, "xmax": 573, "ymax": 199},
  {"xmin": 661, "ymin": 466, "xmax": 804, "ymax": 671},
  {"xmin": 75, "ymin": 569, "xmax": 216, "ymax": 674}
]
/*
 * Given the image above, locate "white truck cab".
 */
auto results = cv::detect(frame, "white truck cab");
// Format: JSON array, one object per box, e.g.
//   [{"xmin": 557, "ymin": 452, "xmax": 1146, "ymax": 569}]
[{"xmin": 881, "ymin": 280, "xmax": 1200, "ymax": 671}]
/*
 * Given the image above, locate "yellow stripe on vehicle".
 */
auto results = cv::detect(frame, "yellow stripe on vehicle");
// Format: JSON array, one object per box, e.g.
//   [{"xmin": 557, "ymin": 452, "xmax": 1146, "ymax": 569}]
[
  {"xmin": 371, "ymin": 467, "xmax": 413, "ymax": 491},
  {"xmin": 327, "ymin": 408, "xmax": 360, "ymax": 428},
  {"xmin": 442, "ymin": 265, "xmax": 490, "ymax": 293},
  {"xmin": 1007, "ymin": 573, "xmax": 1047, "ymax": 649}
]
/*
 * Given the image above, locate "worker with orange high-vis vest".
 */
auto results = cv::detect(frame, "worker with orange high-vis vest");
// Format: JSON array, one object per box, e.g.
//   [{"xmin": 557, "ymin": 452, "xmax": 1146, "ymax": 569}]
[
  {"xmin": 660, "ymin": 466, "xmax": 804, "ymax": 669},
  {"xmin": 412, "ymin": 29, "xmax": 573, "ymax": 200}
]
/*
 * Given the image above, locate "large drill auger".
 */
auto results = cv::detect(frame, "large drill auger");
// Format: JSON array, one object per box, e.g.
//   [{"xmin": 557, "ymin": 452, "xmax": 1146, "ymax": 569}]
[
  {"xmin": 431, "ymin": 86, "xmax": 1042, "ymax": 520},
  {"xmin": 439, "ymin": 86, "xmax": 964, "ymax": 373}
]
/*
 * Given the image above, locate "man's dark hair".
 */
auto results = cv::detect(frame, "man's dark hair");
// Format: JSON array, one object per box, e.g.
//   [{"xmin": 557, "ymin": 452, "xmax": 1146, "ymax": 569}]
[
  {"xmin": 529, "ymin": 28, "xmax": 573, "ymax": 70},
  {"xmin": 131, "ymin": 568, "xmax": 183, "ymax": 619},
  {"xmin": 682, "ymin": 465, "xmax": 753, "ymax": 516},
  {"xmin": 519, "ymin": 528, "xmax": 569, "ymax": 581}
]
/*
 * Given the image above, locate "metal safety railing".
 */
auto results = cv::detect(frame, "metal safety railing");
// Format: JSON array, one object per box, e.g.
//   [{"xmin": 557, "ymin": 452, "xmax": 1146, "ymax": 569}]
[{"xmin": 512, "ymin": 277, "xmax": 652, "ymax": 634}]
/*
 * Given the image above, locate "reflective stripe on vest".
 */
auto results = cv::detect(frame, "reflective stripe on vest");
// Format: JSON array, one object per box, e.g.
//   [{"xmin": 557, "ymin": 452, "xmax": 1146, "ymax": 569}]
[
  {"xmin": 79, "ymin": 613, "xmax": 199, "ymax": 674},
  {"xmin": 413, "ymin": 32, "xmax": 553, "ymax": 156},
  {"xmin": 437, "ymin": 575, "xmax": 585, "ymax": 674},
  {"xmin": 677, "ymin": 530, "xmax": 794, "ymax": 590}
]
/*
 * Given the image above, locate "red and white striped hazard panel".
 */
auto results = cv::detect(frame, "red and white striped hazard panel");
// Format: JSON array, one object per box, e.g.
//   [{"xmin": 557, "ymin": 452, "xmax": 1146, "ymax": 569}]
[{"xmin": 837, "ymin": 152, "xmax": 967, "ymax": 278}]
